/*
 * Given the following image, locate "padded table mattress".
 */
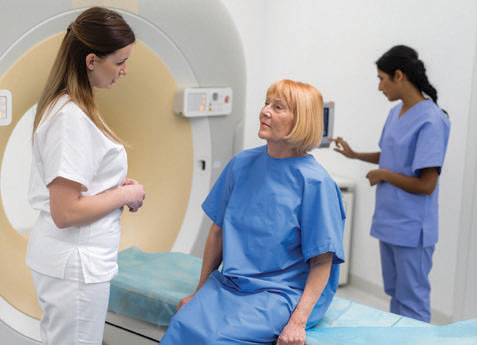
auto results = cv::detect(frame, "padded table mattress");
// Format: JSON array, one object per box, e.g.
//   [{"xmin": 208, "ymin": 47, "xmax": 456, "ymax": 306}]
[{"xmin": 108, "ymin": 247, "xmax": 477, "ymax": 344}]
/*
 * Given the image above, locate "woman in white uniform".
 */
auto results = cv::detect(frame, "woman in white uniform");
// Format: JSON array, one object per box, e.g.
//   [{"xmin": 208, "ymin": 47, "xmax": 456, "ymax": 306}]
[{"xmin": 27, "ymin": 7, "xmax": 146, "ymax": 344}]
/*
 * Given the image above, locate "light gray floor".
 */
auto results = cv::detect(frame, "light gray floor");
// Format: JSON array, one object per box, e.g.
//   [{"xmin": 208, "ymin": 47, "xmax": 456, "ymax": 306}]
[{"xmin": 336, "ymin": 283, "xmax": 391, "ymax": 313}]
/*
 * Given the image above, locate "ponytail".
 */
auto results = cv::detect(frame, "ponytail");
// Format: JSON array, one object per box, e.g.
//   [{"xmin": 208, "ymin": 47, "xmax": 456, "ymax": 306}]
[
  {"xmin": 376, "ymin": 45, "xmax": 439, "ymax": 104},
  {"xmin": 406, "ymin": 59, "xmax": 438, "ymax": 103}
]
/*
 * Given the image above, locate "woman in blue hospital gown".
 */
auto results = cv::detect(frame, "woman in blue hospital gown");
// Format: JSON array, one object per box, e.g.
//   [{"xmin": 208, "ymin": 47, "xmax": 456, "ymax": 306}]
[
  {"xmin": 332, "ymin": 45, "xmax": 450, "ymax": 322},
  {"xmin": 159, "ymin": 79, "xmax": 345, "ymax": 345}
]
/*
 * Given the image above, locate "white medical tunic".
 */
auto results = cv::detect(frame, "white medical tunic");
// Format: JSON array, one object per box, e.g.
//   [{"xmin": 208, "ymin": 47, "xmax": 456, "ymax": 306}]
[{"xmin": 27, "ymin": 95, "xmax": 127, "ymax": 284}]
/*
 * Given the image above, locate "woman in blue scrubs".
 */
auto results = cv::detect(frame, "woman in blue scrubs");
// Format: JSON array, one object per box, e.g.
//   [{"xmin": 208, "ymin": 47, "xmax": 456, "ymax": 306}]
[
  {"xmin": 159, "ymin": 80, "xmax": 345, "ymax": 345},
  {"xmin": 332, "ymin": 45, "xmax": 450, "ymax": 322}
]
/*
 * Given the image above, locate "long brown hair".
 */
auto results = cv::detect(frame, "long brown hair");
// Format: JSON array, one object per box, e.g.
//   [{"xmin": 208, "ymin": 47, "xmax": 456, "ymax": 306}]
[{"xmin": 33, "ymin": 7, "xmax": 135, "ymax": 144}]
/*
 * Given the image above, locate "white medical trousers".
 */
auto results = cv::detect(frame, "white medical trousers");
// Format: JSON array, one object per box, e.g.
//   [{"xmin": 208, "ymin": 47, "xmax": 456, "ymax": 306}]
[{"xmin": 30, "ymin": 251, "xmax": 110, "ymax": 345}]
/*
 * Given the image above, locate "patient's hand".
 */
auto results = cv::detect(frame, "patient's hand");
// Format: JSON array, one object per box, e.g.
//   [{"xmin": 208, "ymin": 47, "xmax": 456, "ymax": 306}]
[
  {"xmin": 277, "ymin": 317, "xmax": 306, "ymax": 345},
  {"xmin": 177, "ymin": 293, "xmax": 195, "ymax": 312}
]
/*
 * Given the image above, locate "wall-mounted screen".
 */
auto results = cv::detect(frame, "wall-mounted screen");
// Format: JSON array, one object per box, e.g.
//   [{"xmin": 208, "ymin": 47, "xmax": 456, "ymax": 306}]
[{"xmin": 319, "ymin": 101, "xmax": 334, "ymax": 148}]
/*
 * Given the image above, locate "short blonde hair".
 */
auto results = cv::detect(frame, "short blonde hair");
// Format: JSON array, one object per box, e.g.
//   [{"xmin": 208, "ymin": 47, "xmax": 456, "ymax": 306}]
[{"xmin": 266, "ymin": 79, "xmax": 324, "ymax": 154}]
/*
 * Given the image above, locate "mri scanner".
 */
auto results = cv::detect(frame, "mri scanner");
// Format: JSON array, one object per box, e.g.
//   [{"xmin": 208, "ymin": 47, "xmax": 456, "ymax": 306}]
[{"xmin": 0, "ymin": 1, "xmax": 246, "ymax": 343}]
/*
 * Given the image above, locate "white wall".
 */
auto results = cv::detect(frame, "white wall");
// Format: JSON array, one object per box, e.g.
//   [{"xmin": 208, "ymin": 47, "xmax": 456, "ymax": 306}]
[
  {"xmin": 222, "ymin": 0, "xmax": 477, "ymax": 322},
  {"xmin": 453, "ymin": 22, "xmax": 477, "ymax": 322}
]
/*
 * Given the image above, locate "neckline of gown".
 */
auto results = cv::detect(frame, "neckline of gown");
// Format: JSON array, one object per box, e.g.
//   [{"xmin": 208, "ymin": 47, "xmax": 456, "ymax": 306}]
[{"xmin": 263, "ymin": 145, "xmax": 312, "ymax": 161}]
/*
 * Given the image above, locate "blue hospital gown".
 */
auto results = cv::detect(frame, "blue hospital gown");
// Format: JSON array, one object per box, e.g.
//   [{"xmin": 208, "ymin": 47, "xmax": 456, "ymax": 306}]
[{"xmin": 160, "ymin": 145, "xmax": 345, "ymax": 345}]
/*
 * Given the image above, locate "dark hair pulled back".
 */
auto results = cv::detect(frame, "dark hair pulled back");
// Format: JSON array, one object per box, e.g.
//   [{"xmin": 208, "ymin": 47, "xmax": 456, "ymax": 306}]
[{"xmin": 376, "ymin": 45, "xmax": 438, "ymax": 103}]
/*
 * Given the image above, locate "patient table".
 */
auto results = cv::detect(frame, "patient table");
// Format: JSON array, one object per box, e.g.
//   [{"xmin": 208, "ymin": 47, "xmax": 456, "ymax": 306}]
[{"xmin": 105, "ymin": 247, "xmax": 477, "ymax": 345}]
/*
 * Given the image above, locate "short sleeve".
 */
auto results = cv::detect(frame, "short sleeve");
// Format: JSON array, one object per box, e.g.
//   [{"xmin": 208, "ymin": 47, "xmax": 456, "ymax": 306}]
[
  {"xmin": 301, "ymin": 177, "xmax": 346, "ymax": 264},
  {"xmin": 411, "ymin": 117, "xmax": 450, "ymax": 175},
  {"xmin": 201, "ymin": 157, "xmax": 236, "ymax": 228},
  {"xmin": 35, "ymin": 108, "xmax": 106, "ymax": 191}
]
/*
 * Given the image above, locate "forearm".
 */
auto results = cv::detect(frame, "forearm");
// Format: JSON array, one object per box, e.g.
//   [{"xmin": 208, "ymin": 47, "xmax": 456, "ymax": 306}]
[
  {"xmin": 378, "ymin": 168, "xmax": 438, "ymax": 195},
  {"xmin": 50, "ymin": 186, "xmax": 130, "ymax": 229},
  {"xmin": 331, "ymin": 138, "xmax": 380, "ymax": 164},
  {"xmin": 354, "ymin": 151, "xmax": 380, "ymax": 164},
  {"xmin": 289, "ymin": 253, "xmax": 333, "ymax": 327},
  {"xmin": 196, "ymin": 223, "xmax": 223, "ymax": 291}
]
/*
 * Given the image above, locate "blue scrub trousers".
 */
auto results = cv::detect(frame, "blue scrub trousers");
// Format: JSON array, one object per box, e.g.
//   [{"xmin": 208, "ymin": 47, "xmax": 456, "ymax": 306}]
[{"xmin": 379, "ymin": 239, "xmax": 435, "ymax": 322}]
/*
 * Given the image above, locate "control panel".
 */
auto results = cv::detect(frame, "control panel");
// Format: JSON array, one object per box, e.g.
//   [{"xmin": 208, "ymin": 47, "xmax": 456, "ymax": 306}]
[
  {"xmin": 174, "ymin": 87, "xmax": 232, "ymax": 117},
  {"xmin": 0, "ymin": 90, "xmax": 12, "ymax": 126}
]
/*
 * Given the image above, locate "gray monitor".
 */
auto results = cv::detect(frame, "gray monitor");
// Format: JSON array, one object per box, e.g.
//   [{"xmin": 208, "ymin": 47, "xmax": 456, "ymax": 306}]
[{"xmin": 319, "ymin": 102, "xmax": 335, "ymax": 148}]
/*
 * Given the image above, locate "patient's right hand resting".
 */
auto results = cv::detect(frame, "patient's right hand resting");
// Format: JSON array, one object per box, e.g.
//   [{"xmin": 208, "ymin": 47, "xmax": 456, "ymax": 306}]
[{"xmin": 177, "ymin": 293, "xmax": 195, "ymax": 311}]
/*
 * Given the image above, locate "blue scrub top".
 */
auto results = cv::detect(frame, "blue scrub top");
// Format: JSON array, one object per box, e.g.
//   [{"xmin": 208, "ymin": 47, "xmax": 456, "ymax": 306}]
[
  {"xmin": 370, "ymin": 100, "xmax": 450, "ymax": 247},
  {"xmin": 202, "ymin": 145, "xmax": 346, "ymax": 325}
]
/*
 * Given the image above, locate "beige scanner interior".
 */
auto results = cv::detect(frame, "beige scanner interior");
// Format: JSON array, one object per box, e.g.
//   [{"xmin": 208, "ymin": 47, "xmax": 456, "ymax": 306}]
[{"xmin": 0, "ymin": 34, "xmax": 193, "ymax": 319}]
